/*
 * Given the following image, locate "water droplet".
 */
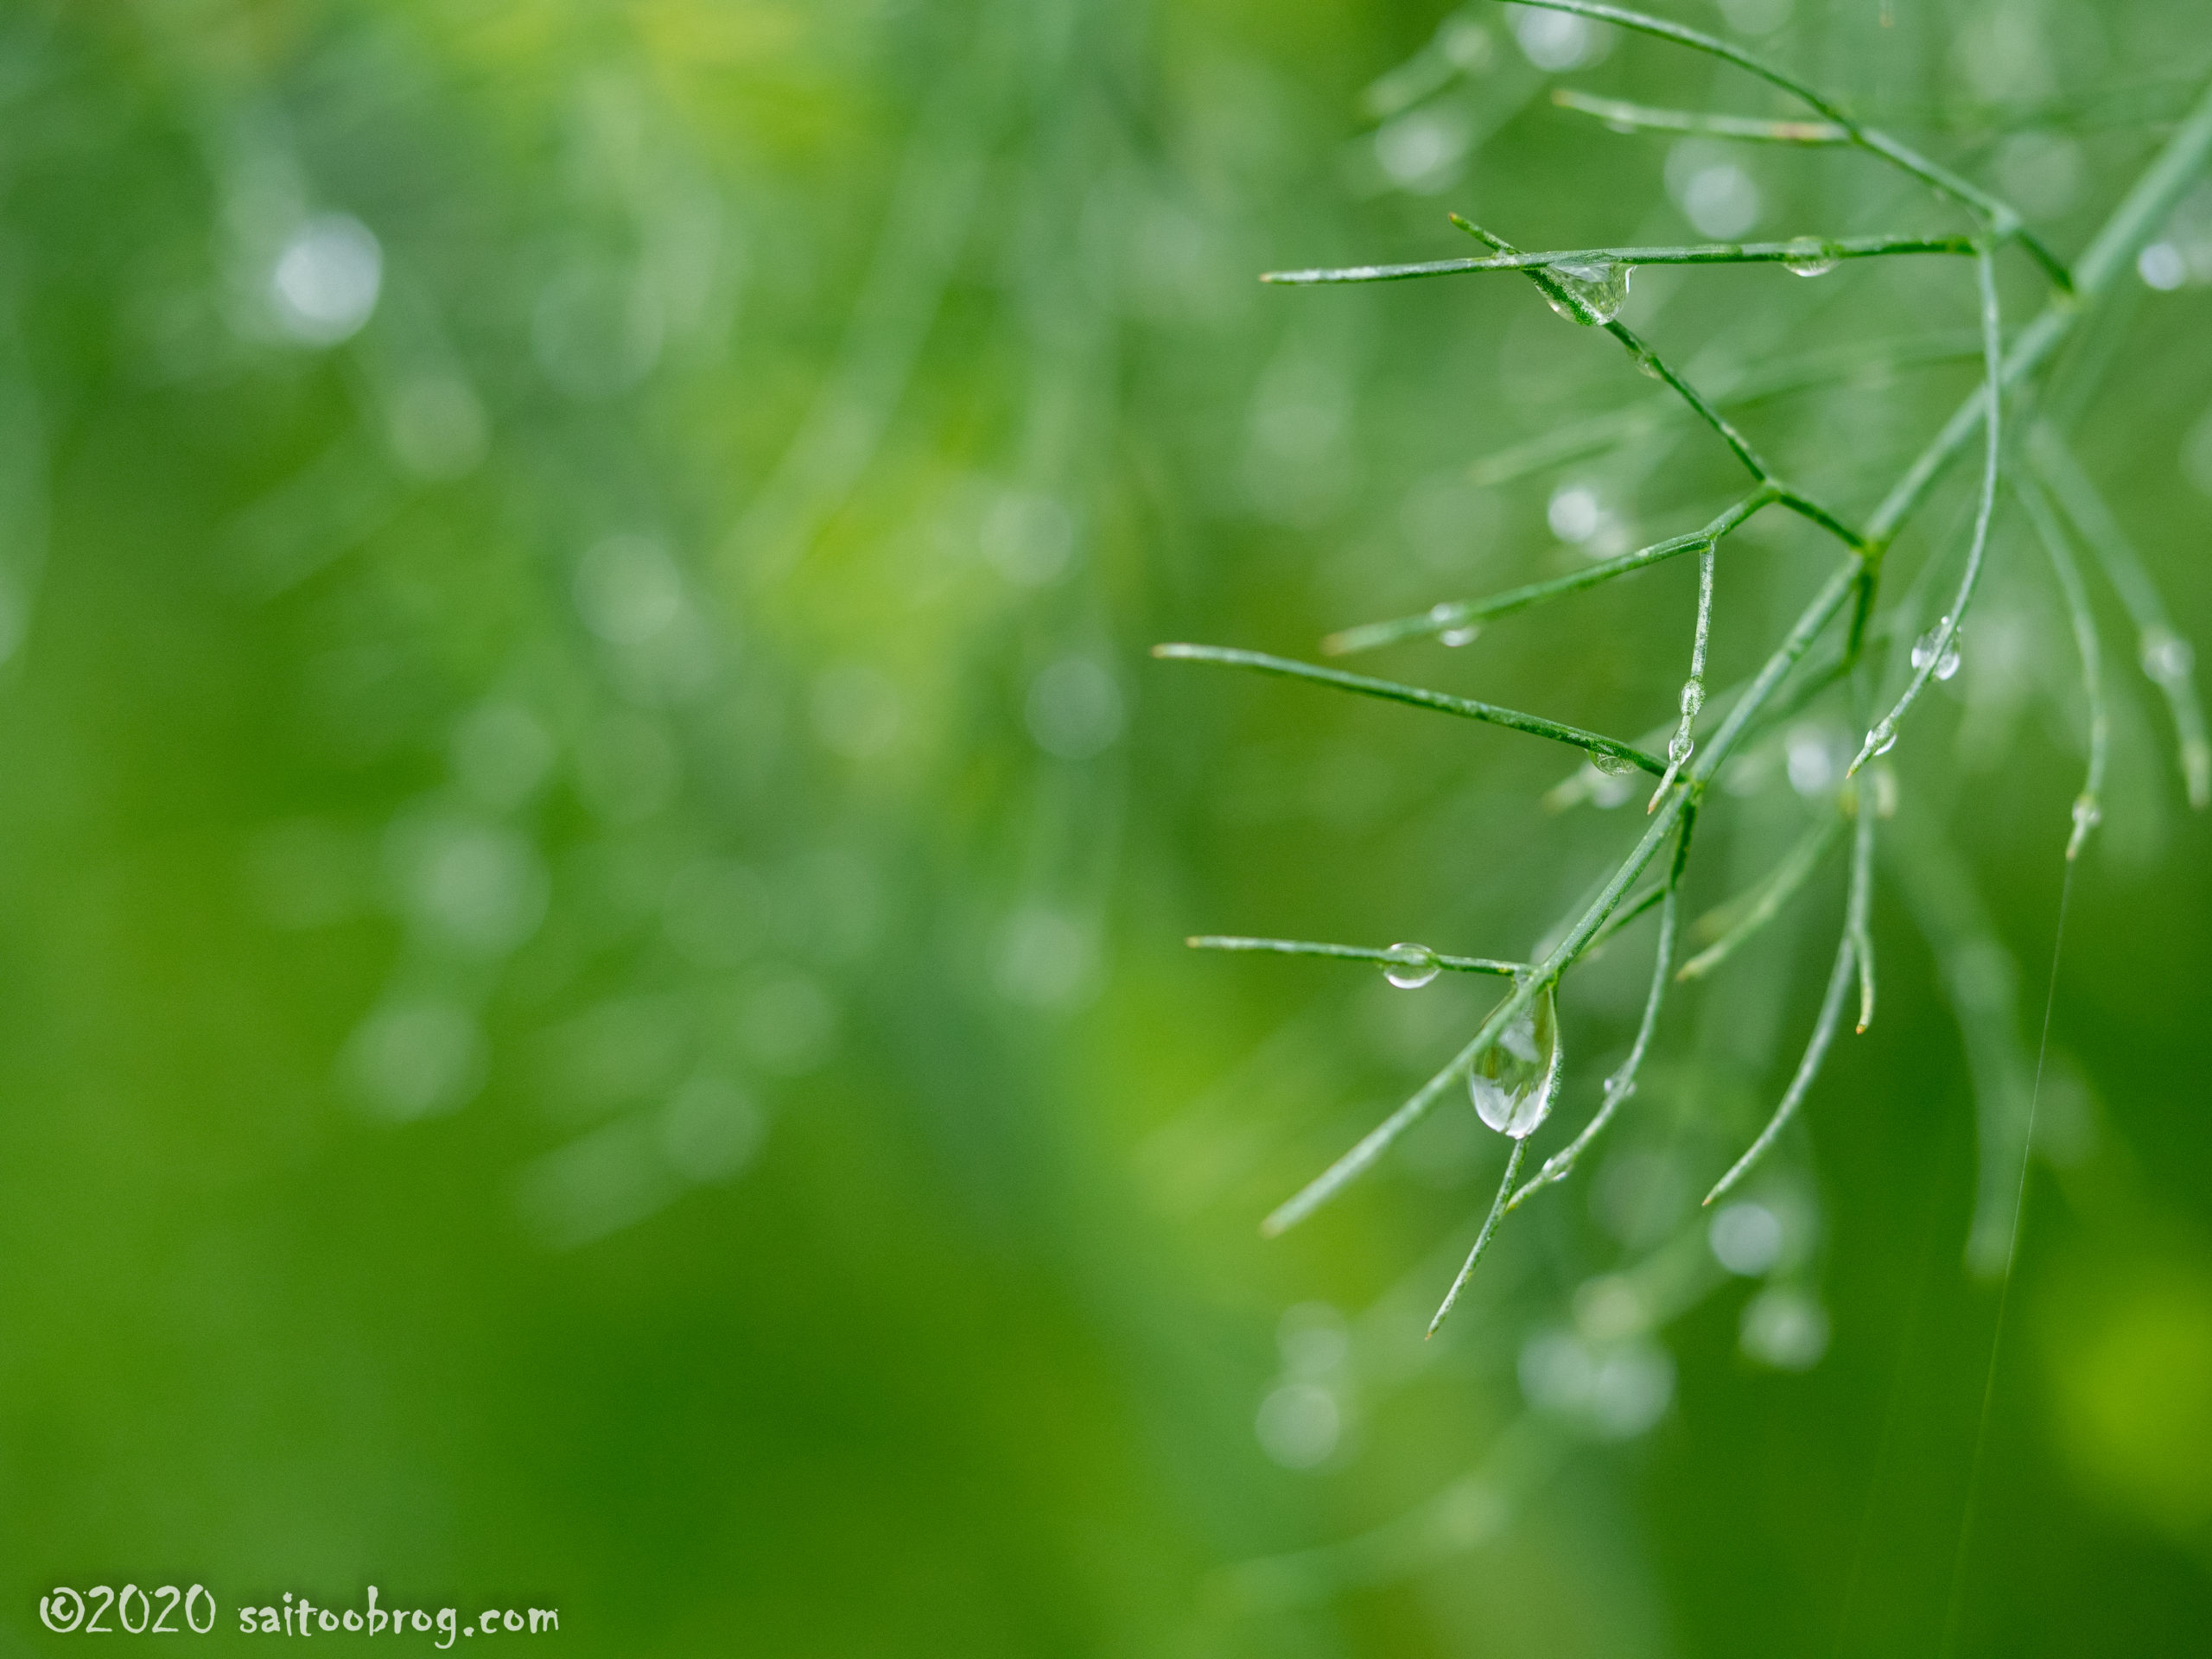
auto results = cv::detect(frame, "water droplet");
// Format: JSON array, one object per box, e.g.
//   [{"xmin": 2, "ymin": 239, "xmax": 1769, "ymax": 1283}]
[
  {"xmin": 1782, "ymin": 236, "xmax": 1839, "ymax": 277},
  {"xmin": 1910, "ymin": 620, "xmax": 1961, "ymax": 680},
  {"xmin": 1633, "ymin": 350, "xmax": 1665, "ymax": 381},
  {"xmin": 1679, "ymin": 677, "xmax": 1705, "ymax": 719},
  {"xmin": 1428, "ymin": 601, "xmax": 1463, "ymax": 627},
  {"xmin": 1542, "ymin": 257, "xmax": 1630, "ymax": 326},
  {"xmin": 1587, "ymin": 748, "xmax": 1637, "ymax": 777},
  {"xmin": 1440, "ymin": 626, "xmax": 1480, "ymax": 648},
  {"xmin": 1867, "ymin": 721, "xmax": 1897, "ymax": 758},
  {"xmin": 1382, "ymin": 942, "xmax": 1442, "ymax": 989},
  {"xmin": 2140, "ymin": 625, "xmax": 2196, "ymax": 685},
  {"xmin": 1667, "ymin": 729, "xmax": 1694, "ymax": 767},
  {"xmin": 1469, "ymin": 982, "xmax": 1562, "ymax": 1137}
]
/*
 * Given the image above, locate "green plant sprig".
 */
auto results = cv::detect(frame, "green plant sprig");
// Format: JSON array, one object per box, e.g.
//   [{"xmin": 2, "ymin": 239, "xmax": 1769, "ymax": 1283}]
[
  {"xmin": 1848, "ymin": 251, "xmax": 2005, "ymax": 777},
  {"xmin": 2016, "ymin": 473, "xmax": 2109, "ymax": 860},
  {"xmin": 1508, "ymin": 0, "xmax": 2075, "ymax": 290},
  {"xmin": 2029, "ymin": 425, "xmax": 2211, "ymax": 809},
  {"xmin": 1175, "ymin": 62, "xmax": 2212, "ymax": 1332}
]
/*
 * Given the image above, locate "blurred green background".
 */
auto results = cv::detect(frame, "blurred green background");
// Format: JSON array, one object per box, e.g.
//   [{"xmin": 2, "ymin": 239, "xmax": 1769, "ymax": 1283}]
[{"xmin": 3, "ymin": 0, "xmax": 2210, "ymax": 1653}]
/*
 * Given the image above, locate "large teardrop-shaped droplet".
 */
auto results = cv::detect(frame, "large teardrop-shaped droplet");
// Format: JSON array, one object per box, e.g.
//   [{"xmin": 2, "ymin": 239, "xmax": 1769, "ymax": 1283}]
[
  {"xmin": 1468, "ymin": 982, "xmax": 1563, "ymax": 1138},
  {"xmin": 1542, "ymin": 257, "xmax": 1630, "ymax": 326}
]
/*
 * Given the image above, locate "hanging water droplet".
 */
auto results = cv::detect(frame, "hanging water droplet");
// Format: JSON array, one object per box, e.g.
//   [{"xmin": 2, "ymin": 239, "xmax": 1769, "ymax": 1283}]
[
  {"xmin": 1782, "ymin": 236, "xmax": 1839, "ymax": 277},
  {"xmin": 1543, "ymin": 257, "xmax": 1630, "ymax": 326},
  {"xmin": 1587, "ymin": 748, "xmax": 1637, "ymax": 777},
  {"xmin": 1633, "ymin": 349, "xmax": 1665, "ymax": 381},
  {"xmin": 1679, "ymin": 677, "xmax": 1706, "ymax": 719},
  {"xmin": 1382, "ymin": 942, "xmax": 1442, "ymax": 989},
  {"xmin": 2140, "ymin": 625, "xmax": 2196, "ymax": 685},
  {"xmin": 1469, "ymin": 982, "xmax": 1563, "ymax": 1137},
  {"xmin": 1440, "ymin": 626, "xmax": 1480, "ymax": 648},
  {"xmin": 1867, "ymin": 721, "xmax": 1897, "ymax": 758},
  {"xmin": 1668, "ymin": 729, "xmax": 1694, "ymax": 767},
  {"xmin": 1910, "ymin": 620, "xmax": 1961, "ymax": 681}
]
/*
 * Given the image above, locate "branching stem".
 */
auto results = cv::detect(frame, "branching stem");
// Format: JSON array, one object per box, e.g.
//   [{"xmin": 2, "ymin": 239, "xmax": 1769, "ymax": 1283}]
[
  {"xmin": 1151, "ymin": 643, "xmax": 1666, "ymax": 775},
  {"xmin": 1187, "ymin": 936, "xmax": 1525, "ymax": 977}
]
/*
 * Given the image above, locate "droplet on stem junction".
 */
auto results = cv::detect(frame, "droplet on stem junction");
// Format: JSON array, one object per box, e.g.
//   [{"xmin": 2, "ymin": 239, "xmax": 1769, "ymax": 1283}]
[
  {"xmin": 1543, "ymin": 257, "xmax": 1630, "ymax": 325},
  {"xmin": 1382, "ymin": 942, "xmax": 1443, "ymax": 989}
]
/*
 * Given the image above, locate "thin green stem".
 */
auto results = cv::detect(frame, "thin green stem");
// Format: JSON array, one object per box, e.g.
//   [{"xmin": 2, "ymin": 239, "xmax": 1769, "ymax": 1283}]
[
  {"xmin": 1848, "ymin": 789, "xmax": 1878, "ymax": 1033},
  {"xmin": 1677, "ymin": 810, "xmax": 1846, "ymax": 982},
  {"xmin": 1151, "ymin": 643, "xmax": 1666, "ymax": 775},
  {"xmin": 1851, "ymin": 250, "xmax": 2002, "ymax": 775},
  {"xmin": 1427, "ymin": 1138, "xmax": 1527, "ymax": 1338},
  {"xmin": 1506, "ymin": 0, "xmax": 2073, "ymax": 290},
  {"xmin": 1549, "ymin": 87, "xmax": 1849, "ymax": 145},
  {"xmin": 1262, "ymin": 233, "xmax": 1976, "ymax": 287},
  {"xmin": 2031, "ymin": 424, "xmax": 2210, "ymax": 809},
  {"xmin": 1325, "ymin": 494, "xmax": 1764, "ymax": 656},
  {"xmin": 1186, "ymin": 936, "xmax": 1525, "ymax": 977},
  {"xmin": 1704, "ymin": 925, "xmax": 1860, "ymax": 1206},
  {"xmin": 2015, "ymin": 474, "xmax": 2108, "ymax": 859},
  {"xmin": 1584, "ymin": 879, "xmax": 1668, "ymax": 952},
  {"xmin": 1648, "ymin": 543, "xmax": 1717, "ymax": 810}
]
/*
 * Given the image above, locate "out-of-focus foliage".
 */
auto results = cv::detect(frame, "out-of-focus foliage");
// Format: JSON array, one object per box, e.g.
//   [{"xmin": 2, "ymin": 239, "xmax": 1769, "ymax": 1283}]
[{"xmin": 1, "ymin": 0, "xmax": 2209, "ymax": 1654}]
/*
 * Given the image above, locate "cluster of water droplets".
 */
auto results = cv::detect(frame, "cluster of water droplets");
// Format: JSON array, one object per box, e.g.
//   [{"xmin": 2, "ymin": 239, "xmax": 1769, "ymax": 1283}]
[
  {"xmin": 1910, "ymin": 617, "xmax": 1963, "ymax": 681},
  {"xmin": 1781, "ymin": 236, "xmax": 1840, "ymax": 278},
  {"xmin": 1382, "ymin": 942, "xmax": 1442, "ymax": 989},
  {"xmin": 1469, "ymin": 982, "xmax": 1562, "ymax": 1138},
  {"xmin": 1542, "ymin": 257, "xmax": 1630, "ymax": 326}
]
